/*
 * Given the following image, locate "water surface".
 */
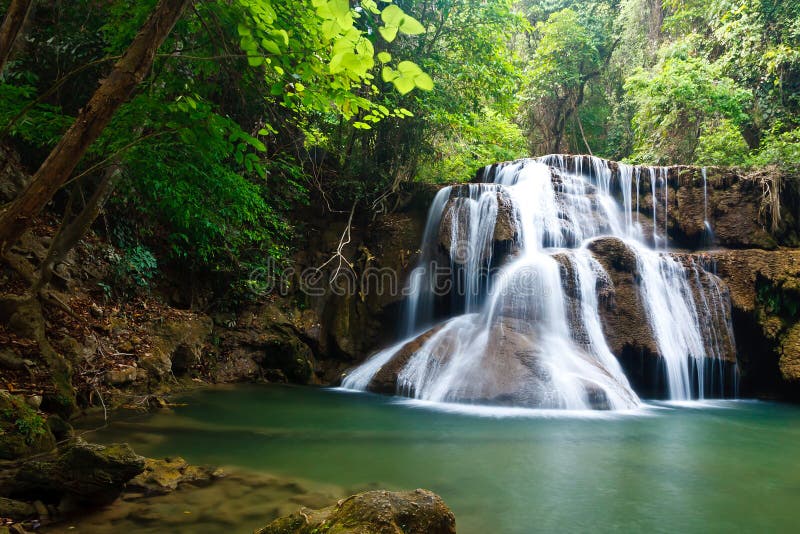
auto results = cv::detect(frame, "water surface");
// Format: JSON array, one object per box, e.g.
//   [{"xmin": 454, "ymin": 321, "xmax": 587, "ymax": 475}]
[{"xmin": 87, "ymin": 385, "xmax": 800, "ymax": 533}]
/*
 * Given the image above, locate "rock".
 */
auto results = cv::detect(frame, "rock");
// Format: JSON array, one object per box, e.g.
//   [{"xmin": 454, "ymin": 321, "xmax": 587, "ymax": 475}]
[
  {"xmin": 779, "ymin": 322, "xmax": 800, "ymax": 383},
  {"xmin": 439, "ymin": 185, "xmax": 517, "ymax": 263},
  {"xmin": 126, "ymin": 457, "xmax": 216, "ymax": 496},
  {"xmin": 45, "ymin": 415, "xmax": 74, "ymax": 441},
  {"xmin": 365, "ymin": 324, "xmax": 447, "ymax": 395},
  {"xmin": 31, "ymin": 500, "xmax": 48, "ymax": 519},
  {"xmin": 24, "ymin": 396, "xmax": 41, "ymax": 410},
  {"xmin": 0, "ymin": 392, "xmax": 56, "ymax": 461},
  {"xmin": 587, "ymin": 237, "xmax": 737, "ymax": 397},
  {"xmin": 0, "ymin": 350, "xmax": 27, "ymax": 371},
  {"xmin": 586, "ymin": 238, "xmax": 662, "ymax": 396},
  {"xmin": 104, "ymin": 366, "xmax": 144, "ymax": 386},
  {"xmin": 12, "ymin": 440, "xmax": 145, "ymax": 504},
  {"xmin": 708, "ymin": 248, "xmax": 800, "ymax": 397},
  {"xmin": 667, "ymin": 166, "xmax": 779, "ymax": 249},
  {"xmin": 256, "ymin": 489, "xmax": 456, "ymax": 534},
  {"xmin": 0, "ymin": 497, "xmax": 36, "ymax": 520},
  {"xmin": 146, "ymin": 315, "xmax": 213, "ymax": 379},
  {"xmin": 365, "ymin": 315, "xmax": 631, "ymax": 409}
]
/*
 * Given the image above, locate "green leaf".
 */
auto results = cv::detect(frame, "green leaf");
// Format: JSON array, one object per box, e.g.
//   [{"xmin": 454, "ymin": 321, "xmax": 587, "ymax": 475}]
[
  {"xmin": 414, "ymin": 72, "xmax": 434, "ymax": 91},
  {"xmin": 393, "ymin": 77, "xmax": 415, "ymax": 95},
  {"xmin": 362, "ymin": 0, "xmax": 380, "ymax": 14},
  {"xmin": 272, "ymin": 29, "xmax": 289, "ymax": 46},
  {"xmin": 261, "ymin": 39, "xmax": 280, "ymax": 55},
  {"xmin": 377, "ymin": 52, "xmax": 392, "ymax": 64},
  {"xmin": 237, "ymin": 24, "xmax": 251, "ymax": 37},
  {"xmin": 381, "ymin": 4, "xmax": 404, "ymax": 26},
  {"xmin": 327, "ymin": 0, "xmax": 352, "ymax": 26},
  {"xmin": 378, "ymin": 25, "xmax": 398, "ymax": 42},
  {"xmin": 248, "ymin": 55, "xmax": 264, "ymax": 67},
  {"xmin": 382, "ymin": 66, "xmax": 398, "ymax": 82},
  {"xmin": 397, "ymin": 61, "xmax": 422, "ymax": 75},
  {"xmin": 398, "ymin": 15, "xmax": 425, "ymax": 35}
]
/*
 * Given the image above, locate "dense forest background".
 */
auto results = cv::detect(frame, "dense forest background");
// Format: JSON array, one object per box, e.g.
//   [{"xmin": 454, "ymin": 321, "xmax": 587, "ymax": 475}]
[{"xmin": 0, "ymin": 0, "xmax": 798, "ymax": 301}]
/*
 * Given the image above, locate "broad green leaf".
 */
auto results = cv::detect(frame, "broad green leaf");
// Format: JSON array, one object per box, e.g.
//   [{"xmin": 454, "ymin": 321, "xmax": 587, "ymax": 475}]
[
  {"xmin": 355, "ymin": 37, "xmax": 374, "ymax": 57},
  {"xmin": 237, "ymin": 24, "xmax": 251, "ymax": 37},
  {"xmin": 261, "ymin": 39, "xmax": 280, "ymax": 55},
  {"xmin": 378, "ymin": 25, "xmax": 398, "ymax": 42},
  {"xmin": 272, "ymin": 29, "xmax": 289, "ymax": 46},
  {"xmin": 377, "ymin": 52, "xmax": 392, "ymax": 63},
  {"xmin": 397, "ymin": 61, "xmax": 422, "ymax": 75},
  {"xmin": 414, "ymin": 72, "xmax": 434, "ymax": 91},
  {"xmin": 382, "ymin": 66, "xmax": 398, "ymax": 82},
  {"xmin": 398, "ymin": 15, "xmax": 425, "ymax": 35},
  {"xmin": 393, "ymin": 77, "xmax": 415, "ymax": 95},
  {"xmin": 381, "ymin": 4, "xmax": 404, "ymax": 26},
  {"xmin": 361, "ymin": 0, "xmax": 380, "ymax": 14},
  {"xmin": 248, "ymin": 55, "xmax": 264, "ymax": 67}
]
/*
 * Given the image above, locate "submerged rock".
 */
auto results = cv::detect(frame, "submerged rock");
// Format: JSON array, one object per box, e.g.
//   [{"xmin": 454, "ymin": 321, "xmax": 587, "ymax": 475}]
[
  {"xmin": 126, "ymin": 456, "xmax": 218, "ymax": 496},
  {"xmin": 12, "ymin": 440, "xmax": 145, "ymax": 504},
  {"xmin": 256, "ymin": 489, "xmax": 456, "ymax": 534}
]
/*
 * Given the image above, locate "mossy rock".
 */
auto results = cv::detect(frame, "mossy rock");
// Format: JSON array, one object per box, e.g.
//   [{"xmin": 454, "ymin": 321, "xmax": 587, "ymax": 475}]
[
  {"xmin": 12, "ymin": 439, "xmax": 145, "ymax": 504},
  {"xmin": 0, "ymin": 497, "xmax": 36, "ymax": 520},
  {"xmin": 0, "ymin": 392, "xmax": 56, "ymax": 460},
  {"xmin": 257, "ymin": 489, "xmax": 457, "ymax": 534},
  {"xmin": 779, "ymin": 322, "xmax": 800, "ymax": 382}
]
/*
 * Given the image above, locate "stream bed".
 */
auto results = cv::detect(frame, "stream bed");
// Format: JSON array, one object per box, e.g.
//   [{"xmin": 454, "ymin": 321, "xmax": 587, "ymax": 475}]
[{"xmin": 75, "ymin": 384, "xmax": 800, "ymax": 533}]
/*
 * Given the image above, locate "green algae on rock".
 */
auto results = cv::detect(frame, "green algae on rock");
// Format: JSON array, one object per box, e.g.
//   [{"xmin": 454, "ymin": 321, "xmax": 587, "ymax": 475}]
[{"xmin": 257, "ymin": 489, "xmax": 457, "ymax": 534}]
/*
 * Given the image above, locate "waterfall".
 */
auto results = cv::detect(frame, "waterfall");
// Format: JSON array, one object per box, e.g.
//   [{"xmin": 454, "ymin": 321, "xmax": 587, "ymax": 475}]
[
  {"xmin": 702, "ymin": 167, "xmax": 715, "ymax": 246},
  {"xmin": 343, "ymin": 156, "xmax": 737, "ymax": 409}
]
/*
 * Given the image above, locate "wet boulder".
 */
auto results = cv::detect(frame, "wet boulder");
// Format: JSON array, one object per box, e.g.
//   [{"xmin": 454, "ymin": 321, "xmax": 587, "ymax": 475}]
[
  {"xmin": 256, "ymin": 488, "xmax": 457, "ymax": 534},
  {"xmin": 126, "ymin": 456, "xmax": 218, "ymax": 496},
  {"xmin": 12, "ymin": 440, "xmax": 145, "ymax": 505},
  {"xmin": 439, "ymin": 185, "xmax": 517, "ymax": 263}
]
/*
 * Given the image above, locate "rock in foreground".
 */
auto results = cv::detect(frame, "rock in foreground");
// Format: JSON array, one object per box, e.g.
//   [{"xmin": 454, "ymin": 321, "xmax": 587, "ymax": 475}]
[{"xmin": 256, "ymin": 488, "xmax": 456, "ymax": 534}]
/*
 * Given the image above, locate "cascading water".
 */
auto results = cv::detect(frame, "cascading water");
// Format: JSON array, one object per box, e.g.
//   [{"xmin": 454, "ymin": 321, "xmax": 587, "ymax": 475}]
[
  {"xmin": 702, "ymin": 167, "xmax": 716, "ymax": 246},
  {"xmin": 342, "ymin": 156, "xmax": 737, "ymax": 409}
]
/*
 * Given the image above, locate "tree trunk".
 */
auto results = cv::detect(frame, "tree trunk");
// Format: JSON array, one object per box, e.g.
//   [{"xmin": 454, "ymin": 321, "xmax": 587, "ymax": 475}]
[
  {"xmin": 0, "ymin": 0, "xmax": 191, "ymax": 258},
  {"xmin": 0, "ymin": 0, "xmax": 32, "ymax": 74},
  {"xmin": 34, "ymin": 166, "xmax": 121, "ymax": 291}
]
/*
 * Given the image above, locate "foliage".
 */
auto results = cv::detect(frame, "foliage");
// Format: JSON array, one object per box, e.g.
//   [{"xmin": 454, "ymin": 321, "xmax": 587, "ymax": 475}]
[
  {"xmin": 517, "ymin": 1, "xmax": 618, "ymax": 156},
  {"xmin": 108, "ymin": 245, "xmax": 159, "ymax": 295},
  {"xmin": 1, "ymin": 396, "xmax": 46, "ymax": 445},
  {"xmin": 695, "ymin": 119, "xmax": 751, "ymax": 166},
  {"xmin": 624, "ymin": 40, "xmax": 751, "ymax": 164},
  {"xmin": 1, "ymin": 0, "xmax": 799, "ymax": 305},
  {"xmin": 757, "ymin": 278, "xmax": 800, "ymax": 318},
  {"xmin": 417, "ymin": 108, "xmax": 528, "ymax": 183},
  {"xmin": 751, "ymin": 126, "xmax": 800, "ymax": 171}
]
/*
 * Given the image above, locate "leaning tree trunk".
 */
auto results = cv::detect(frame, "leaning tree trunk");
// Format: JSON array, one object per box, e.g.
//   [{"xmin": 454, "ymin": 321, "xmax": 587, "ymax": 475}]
[
  {"xmin": 0, "ymin": 0, "xmax": 192, "ymax": 257},
  {"xmin": 0, "ymin": 0, "xmax": 32, "ymax": 74},
  {"xmin": 33, "ymin": 166, "xmax": 122, "ymax": 291}
]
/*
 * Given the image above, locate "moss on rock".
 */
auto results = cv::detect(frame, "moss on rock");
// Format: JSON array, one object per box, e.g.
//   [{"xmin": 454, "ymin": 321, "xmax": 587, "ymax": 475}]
[
  {"xmin": 257, "ymin": 489, "xmax": 457, "ymax": 534},
  {"xmin": 0, "ymin": 391, "xmax": 56, "ymax": 460}
]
